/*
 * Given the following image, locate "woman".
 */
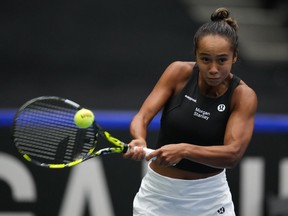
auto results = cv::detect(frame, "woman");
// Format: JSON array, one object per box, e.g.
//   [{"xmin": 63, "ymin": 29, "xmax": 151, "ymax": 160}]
[{"xmin": 124, "ymin": 7, "xmax": 257, "ymax": 216}]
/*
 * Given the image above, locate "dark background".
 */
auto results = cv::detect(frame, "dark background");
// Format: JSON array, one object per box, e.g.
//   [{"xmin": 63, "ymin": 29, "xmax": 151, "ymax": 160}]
[
  {"xmin": 1, "ymin": 0, "xmax": 288, "ymax": 215},
  {"xmin": 1, "ymin": 0, "xmax": 288, "ymax": 112},
  {"xmin": 1, "ymin": 0, "xmax": 197, "ymax": 110}
]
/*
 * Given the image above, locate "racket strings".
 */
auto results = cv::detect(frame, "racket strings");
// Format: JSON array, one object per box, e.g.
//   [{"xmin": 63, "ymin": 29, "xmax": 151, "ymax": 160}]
[{"xmin": 13, "ymin": 99, "xmax": 96, "ymax": 165}]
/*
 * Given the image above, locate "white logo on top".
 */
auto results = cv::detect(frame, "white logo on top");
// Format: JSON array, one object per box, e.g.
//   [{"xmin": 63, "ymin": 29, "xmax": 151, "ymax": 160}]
[
  {"xmin": 194, "ymin": 107, "xmax": 210, "ymax": 120},
  {"xmin": 185, "ymin": 95, "xmax": 197, "ymax": 103},
  {"xmin": 217, "ymin": 104, "xmax": 226, "ymax": 112}
]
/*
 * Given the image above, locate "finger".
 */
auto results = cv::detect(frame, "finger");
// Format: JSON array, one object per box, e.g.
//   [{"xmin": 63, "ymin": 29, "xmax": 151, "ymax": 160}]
[
  {"xmin": 146, "ymin": 150, "xmax": 157, "ymax": 161},
  {"xmin": 131, "ymin": 147, "xmax": 147, "ymax": 161}
]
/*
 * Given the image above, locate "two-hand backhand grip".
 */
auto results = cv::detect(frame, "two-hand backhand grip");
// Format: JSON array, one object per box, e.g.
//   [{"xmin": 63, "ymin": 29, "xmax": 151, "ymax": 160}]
[{"xmin": 130, "ymin": 146, "xmax": 156, "ymax": 160}]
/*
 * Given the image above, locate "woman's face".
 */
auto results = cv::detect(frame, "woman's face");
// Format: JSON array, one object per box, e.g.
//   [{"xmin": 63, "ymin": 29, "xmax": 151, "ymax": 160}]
[{"xmin": 196, "ymin": 34, "xmax": 237, "ymax": 87}]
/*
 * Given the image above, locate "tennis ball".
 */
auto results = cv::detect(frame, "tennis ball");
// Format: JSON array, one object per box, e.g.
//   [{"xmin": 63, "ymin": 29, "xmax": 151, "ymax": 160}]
[{"xmin": 74, "ymin": 108, "xmax": 94, "ymax": 128}]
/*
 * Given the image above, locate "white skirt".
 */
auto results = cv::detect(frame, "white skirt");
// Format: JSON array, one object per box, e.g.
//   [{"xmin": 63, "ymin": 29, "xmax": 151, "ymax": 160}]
[{"xmin": 133, "ymin": 163, "xmax": 236, "ymax": 216}]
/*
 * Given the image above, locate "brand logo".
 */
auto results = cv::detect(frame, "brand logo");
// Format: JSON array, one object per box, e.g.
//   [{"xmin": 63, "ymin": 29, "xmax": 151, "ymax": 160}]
[
  {"xmin": 217, "ymin": 104, "xmax": 226, "ymax": 112},
  {"xmin": 184, "ymin": 95, "xmax": 197, "ymax": 103},
  {"xmin": 194, "ymin": 107, "xmax": 210, "ymax": 120},
  {"xmin": 217, "ymin": 207, "xmax": 225, "ymax": 214}
]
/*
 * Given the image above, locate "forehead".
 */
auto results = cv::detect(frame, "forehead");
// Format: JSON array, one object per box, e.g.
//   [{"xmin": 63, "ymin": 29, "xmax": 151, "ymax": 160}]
[{"xmin": 197, "ymin": 35, "xmax": 232, "ymax": 54}]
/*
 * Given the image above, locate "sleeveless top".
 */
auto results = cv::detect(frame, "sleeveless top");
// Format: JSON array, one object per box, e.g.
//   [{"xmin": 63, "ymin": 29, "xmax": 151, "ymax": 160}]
[{"xmin": 156, "ymin": 67, "xmax": 241, "ymax": 173}]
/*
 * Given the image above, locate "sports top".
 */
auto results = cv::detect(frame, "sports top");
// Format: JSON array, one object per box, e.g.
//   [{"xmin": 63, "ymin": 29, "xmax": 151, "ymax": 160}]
[{"xmin": 156, "ymin": 66, "xmax": 241, "ymax": 173}]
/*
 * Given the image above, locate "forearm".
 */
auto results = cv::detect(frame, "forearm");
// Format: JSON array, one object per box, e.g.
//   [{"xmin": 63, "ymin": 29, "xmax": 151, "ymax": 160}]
[
  {"xmin": 130, "ymin": 114, "xmax": 148, "ymax": 141},
  {"xmin": 124, "ymin": 113, "xmax": 150, "ymax": 160},
  {"xmin": 182, "ymin": 143, "xmax": 243, "ymax": 169}
]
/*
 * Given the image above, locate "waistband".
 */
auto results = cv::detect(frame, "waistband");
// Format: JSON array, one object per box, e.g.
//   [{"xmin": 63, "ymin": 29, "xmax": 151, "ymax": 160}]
[{"xmin": 144, "ymin": 162, "xmax": 229, "ymax": 198}]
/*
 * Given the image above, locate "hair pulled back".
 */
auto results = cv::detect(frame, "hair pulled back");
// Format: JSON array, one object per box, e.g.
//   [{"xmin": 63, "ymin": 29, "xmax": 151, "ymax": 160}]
[{"xmin": 194, "ymin": 7, "xmax": 239, "ymax": 56}]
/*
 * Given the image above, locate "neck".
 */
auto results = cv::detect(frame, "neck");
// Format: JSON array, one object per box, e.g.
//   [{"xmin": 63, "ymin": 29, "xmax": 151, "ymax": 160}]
[{"xmin": 198, "ymin": 74, "xmax": 232, "ymax": 98}]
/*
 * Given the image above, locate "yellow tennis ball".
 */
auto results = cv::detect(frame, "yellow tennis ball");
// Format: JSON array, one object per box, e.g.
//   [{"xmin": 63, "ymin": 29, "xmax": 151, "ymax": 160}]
[{"xmin": 74, "ymin": 108, "xmax": 94, "ymax": 128}]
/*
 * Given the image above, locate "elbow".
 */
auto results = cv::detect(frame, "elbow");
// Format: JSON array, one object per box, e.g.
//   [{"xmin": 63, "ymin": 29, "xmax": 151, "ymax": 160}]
[
  {"xmin": 226, "ymin": 159, "xmax": 239, "ymax": 169},
  {"xmin": 225, "ymin": 150, "xmax": 243, "ymax": 169}
]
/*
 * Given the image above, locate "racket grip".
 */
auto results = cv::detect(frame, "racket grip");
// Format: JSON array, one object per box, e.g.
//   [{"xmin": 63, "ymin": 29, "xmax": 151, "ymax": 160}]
[{"xmin": 133, "ymin": 146, "xmax": 156, "ymax": 161}]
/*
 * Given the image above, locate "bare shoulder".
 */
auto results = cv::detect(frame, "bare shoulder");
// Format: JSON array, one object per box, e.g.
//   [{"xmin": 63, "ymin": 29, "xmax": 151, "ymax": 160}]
[
  {"xmin": 166, "ymin": 61, "xmax": 196, "ymax": 76},
  {"xmin": 232, "ymin": 80, "xmax": 258, "ymax": 113},
  {"xmin": 163, "ymin": 61, "xmax": 196, "ymax": 93}
]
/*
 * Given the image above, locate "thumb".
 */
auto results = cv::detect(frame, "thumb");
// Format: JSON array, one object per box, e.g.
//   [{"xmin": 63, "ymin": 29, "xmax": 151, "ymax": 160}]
[{"xmin": 145, "ymin": 148, "xmax": 157, "ymax": 161}]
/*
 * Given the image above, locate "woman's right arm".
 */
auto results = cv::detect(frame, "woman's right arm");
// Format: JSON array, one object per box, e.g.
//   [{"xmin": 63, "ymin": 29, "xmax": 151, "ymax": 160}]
[{"xmin": 123, "ymin": 61, "xmax": 195, "ymax": 160}]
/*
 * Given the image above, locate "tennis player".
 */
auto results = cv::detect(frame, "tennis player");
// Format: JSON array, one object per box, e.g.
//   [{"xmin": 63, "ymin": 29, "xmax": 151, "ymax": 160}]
[{"xmin": 124, "ymin": 7, "xmax": 257, "ymax": 215}]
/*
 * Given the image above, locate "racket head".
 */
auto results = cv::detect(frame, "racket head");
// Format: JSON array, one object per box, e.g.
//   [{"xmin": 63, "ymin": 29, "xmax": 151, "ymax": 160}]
[{"xmin": 12, "ymin": 96, "xmax": 98, "ymax": 168}]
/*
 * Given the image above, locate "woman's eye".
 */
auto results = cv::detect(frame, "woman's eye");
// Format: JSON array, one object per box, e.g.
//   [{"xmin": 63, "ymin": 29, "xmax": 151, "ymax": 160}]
[
  {"xmin": 201, "ymin": 57, "xmax": 210, "ymax": 63},
  {"xmin": 218, "ymin": 58, "xmax": 227, "ymax": 64}
]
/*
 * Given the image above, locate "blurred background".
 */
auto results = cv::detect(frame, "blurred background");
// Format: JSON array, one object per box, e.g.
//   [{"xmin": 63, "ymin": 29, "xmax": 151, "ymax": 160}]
[{"xmin": 0, "ymin": 0, "xmax": 288, "ymax": 215}]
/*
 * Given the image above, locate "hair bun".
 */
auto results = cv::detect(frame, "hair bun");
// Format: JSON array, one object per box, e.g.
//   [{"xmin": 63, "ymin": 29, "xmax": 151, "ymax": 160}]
[
  {"xmin": 211, "ymin": 7, "xmax": 230, "ymax": 21},
  {"xmin": 211, "ymin": 7, "xmax": 238, "ymax": 31}
]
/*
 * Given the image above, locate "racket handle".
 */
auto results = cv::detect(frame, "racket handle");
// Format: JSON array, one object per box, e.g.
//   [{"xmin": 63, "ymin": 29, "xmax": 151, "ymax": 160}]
[{"xmin": 132, "ymin": 146, "xmax": 156, "ymax": 161}]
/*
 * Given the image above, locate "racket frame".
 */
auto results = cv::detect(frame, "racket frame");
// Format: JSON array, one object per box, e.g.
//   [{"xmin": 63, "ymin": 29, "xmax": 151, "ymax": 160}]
[{"xmin": 12, "ymin": 96, "xmax": 129, "ymax": 169}]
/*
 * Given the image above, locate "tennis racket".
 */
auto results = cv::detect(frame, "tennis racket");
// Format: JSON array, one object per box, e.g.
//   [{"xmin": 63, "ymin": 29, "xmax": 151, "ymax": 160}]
[{"xmin": 12, "ymin": 96, "xmax": 154, "ymax": 168}]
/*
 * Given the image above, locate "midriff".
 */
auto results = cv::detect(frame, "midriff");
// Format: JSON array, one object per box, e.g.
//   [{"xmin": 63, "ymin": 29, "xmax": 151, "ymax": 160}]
[{"xmin": 150, "ymin": 160, "xmax": 222, "ymax": 180}]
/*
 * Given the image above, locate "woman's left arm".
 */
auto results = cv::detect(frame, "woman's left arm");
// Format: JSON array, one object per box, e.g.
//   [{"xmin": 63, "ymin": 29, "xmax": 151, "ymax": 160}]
[
  {"xmin": 147, "ymin": 83, "xmax": 258, "ymax": 169},
  {"xmin": 203, "ymin": 83, "xmax": 258, "ymax": 168}
]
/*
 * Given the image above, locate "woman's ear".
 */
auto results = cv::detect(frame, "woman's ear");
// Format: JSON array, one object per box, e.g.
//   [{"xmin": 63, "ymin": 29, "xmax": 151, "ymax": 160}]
[
  {"xmin": 233, "ymin": 54, "xmax": 238, "ymax": 63},
  {"xmin": 233, "ymin": 50, "xmax": 238, "ymax": 63}
]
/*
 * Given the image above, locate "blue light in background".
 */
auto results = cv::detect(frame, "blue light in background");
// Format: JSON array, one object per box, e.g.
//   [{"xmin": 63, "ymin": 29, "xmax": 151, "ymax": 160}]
[
  {"xmin": 0, "ymin": 109, "xmax": 161, "ymax": 131},
  {"xmin": 1, "ymin": 109, "xmax": 288, "ymax": 133}
]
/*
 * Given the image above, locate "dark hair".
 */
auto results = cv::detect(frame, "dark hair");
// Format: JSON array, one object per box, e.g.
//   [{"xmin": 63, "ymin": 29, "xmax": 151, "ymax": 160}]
[{"xmin": 193, "ymin": 7, "xmax": 239, "ymax": 57}]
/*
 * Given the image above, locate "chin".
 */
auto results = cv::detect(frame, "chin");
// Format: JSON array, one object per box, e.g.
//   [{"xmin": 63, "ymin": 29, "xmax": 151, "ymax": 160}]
[{"xmin": 206, "ymin": 79, "xmax": 221, "ymax": 86}]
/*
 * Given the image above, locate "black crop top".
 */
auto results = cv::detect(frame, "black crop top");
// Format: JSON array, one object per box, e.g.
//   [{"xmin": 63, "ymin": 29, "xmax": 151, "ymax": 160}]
[{"xmin": 156, "ymin": 67, "xmax": 241, "ymax": 173}]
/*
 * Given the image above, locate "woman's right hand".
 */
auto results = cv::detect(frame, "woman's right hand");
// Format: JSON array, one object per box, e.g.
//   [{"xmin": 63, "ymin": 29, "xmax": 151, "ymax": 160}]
[{"xmin": 123, "ymin": 138, "xmax": 147, "ymax": 161}]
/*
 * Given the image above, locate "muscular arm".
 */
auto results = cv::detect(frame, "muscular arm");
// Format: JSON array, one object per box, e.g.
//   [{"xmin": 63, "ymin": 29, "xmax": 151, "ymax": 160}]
[
  {"xmin": 147, "ymin": 82, "xmax": 258, "ymax": 169},
  {"xmin": 124, "ymin": 61, "xmax": 195, "ymax": 159}
]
